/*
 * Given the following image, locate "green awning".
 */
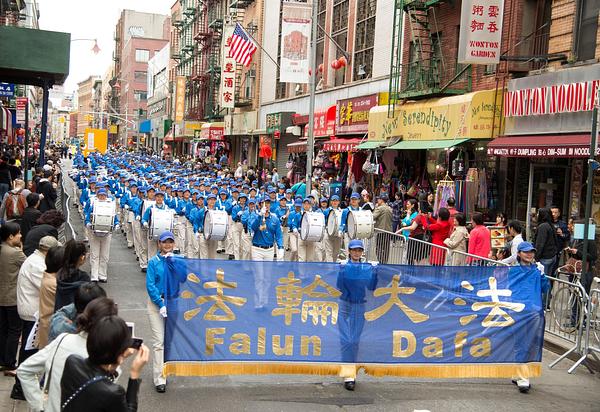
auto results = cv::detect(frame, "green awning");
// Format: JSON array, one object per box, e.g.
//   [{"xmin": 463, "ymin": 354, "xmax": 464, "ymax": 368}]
[
  {"xmin": 356, "ymin": 140, "xmax": 385, "ymax": 150},
  {"xmin": 386, "ymin": 138, "xmax": 470, "ymax": 150}
]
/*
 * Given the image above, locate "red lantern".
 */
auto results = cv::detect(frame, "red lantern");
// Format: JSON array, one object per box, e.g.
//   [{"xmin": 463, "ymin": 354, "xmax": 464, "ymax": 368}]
[
  {"xmin": 331, "ymin": 59, "xmax": 340, "ymax": 70},
  {"xmin": 318, "ymin": 63, "xmax": 324, "ymax": 73},
  {"xmin": 338, "ymin": 56, "xmax": 347, "ymax": 67}
]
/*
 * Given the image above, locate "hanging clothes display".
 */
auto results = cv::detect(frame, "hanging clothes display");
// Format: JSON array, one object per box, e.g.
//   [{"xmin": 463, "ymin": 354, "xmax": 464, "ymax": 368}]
[{"xmin": 434, "ymin": 178, "xmax": 455, "ymax": 215}]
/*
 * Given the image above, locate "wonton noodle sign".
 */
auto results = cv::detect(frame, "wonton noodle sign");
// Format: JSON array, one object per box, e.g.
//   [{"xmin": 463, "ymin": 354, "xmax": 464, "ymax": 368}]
[{"xmin": 163, "ymin": 258, "xmax": 543, "ymax": 379}]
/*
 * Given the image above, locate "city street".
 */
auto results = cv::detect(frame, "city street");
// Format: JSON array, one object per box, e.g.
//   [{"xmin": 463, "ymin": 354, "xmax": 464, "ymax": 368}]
[{"xmin": 1, "ymin": 163, "xmax": 599, "ymax": 412}]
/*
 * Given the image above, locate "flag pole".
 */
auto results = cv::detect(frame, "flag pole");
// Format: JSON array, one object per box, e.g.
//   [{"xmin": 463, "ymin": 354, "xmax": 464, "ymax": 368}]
[
  {"xmin": 238, "ymin": 23, "xmax": 280, "ymax": 69},
  {"xmin": 306, "ymin": 0, "xmax": 318, "ymax": 183}
]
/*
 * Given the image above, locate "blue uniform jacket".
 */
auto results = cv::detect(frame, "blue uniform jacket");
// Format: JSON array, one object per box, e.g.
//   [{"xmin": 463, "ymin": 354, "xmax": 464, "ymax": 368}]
[{"xmin": 249, "ymin": 213, "xmax": 284, "ymax": 249}]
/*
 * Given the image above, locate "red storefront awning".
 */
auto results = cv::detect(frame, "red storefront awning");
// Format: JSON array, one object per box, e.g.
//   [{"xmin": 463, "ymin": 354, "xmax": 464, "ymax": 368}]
[
  {"xmin": 322, "ymin": 138, "xmax": 361, "ymax": 153},
  {"xmin": 487, "ymin": 134, "xmax": 598, "ymax": 158},
  {"xmin": 287, "ymin": 141, "xmax": 307, "ymax": 154}
]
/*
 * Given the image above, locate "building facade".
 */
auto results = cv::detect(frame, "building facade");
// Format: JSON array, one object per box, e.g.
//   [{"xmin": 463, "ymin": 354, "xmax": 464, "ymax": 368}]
[{"xmin": 76, "ymin": 76, "xmax": 100, "ymax": 137}]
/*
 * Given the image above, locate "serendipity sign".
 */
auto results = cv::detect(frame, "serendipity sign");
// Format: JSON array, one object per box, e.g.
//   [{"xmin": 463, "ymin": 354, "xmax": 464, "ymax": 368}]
[
  {"xmin": 504, "ymin": 80, "xmax": 600, "ymax": 117},
  {"xmin": 458, "ymin": 0, "xmax": 505, "ymax": 64},
  {"xmin": 164, "ymin": 259, "xmax": 544, "ymax": 379}
]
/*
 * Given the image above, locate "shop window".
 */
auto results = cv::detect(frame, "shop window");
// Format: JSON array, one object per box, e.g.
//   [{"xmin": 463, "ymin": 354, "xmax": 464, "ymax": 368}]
[
  {"xmin": 135, "ymin": 49, "xmax": 150, "ymax": 63},
  {"xmin": 353, "ymin": 0, "xmax": 376, "ymax": 81},
  {"xmin": 134, "ymin": 71, "xmax": 147, "ymax": 82},
  {"xmin": 577, "ymin": 0, "xmax": 600, "ymax": 61},
  {"xmin": 134, "ymin": 90, "xmax": 147, "ymax": 102}
]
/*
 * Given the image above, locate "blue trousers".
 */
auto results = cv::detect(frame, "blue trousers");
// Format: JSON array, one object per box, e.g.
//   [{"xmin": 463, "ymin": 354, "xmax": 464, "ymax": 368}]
[{"xmin": 338, "ymin": 300, "xmax": 365, "ymax": 363}]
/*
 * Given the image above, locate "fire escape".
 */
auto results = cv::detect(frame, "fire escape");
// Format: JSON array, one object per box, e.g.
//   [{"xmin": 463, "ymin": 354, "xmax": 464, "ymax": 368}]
[
  {"xmin": 388, "ymin": 0, "xmax": 472, "ymax": 115},
  {"xmin": 204, "ymin": 0, "xmax": 225, "ymax": 121}
]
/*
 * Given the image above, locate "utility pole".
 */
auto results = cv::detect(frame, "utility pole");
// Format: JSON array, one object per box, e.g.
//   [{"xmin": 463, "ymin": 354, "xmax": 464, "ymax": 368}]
[
  {"xmin": 305, "ymin": 0, "xmax": 318, "ymax": 182},
  {"xmin": 581, "ymin": 103, "xmax": 598, "ymax": 282}
]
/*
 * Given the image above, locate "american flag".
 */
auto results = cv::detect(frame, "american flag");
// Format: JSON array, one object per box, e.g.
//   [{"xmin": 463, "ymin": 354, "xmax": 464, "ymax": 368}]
[{"xmin": 229, "ymin": 23, "xmax": 258, "ymax": 67}]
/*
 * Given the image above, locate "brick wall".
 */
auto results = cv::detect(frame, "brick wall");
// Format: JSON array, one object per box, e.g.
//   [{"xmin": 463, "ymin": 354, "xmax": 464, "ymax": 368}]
[{"xmin": 548, "ymin": 0, "xmax": 575, "ymax": 65}]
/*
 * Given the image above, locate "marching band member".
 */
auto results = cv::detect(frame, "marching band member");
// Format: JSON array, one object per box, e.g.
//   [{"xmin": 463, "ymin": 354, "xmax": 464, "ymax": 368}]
[
  {"xmin": 240, "ymin": 198, "xmax": 257, "ymax": 261},
  {"xmin": 287, "ymin": 199, "xmax": 303, "ymax": 262},
  {"xmin": 84, "ymin": 188, "xmax": 119, "ymax": 283},
  {"xmin": 276, "ymin": 197, "xmax": 290, "ymax": 259},
  {"xmin": 340, "ymin": 192, "xmax": 362, "ymax": 247},
  {"xmin": 298, "ymin": 198, "xmax": 316, "ymax": 262},
  {"xmin": 248, "ymin": 197, "xmax": 284, "ymax": 310},
  {"xmin": 121, "ymin": 180, "xmax": 138, "ymax": 249},
  {"xmin": 326, "ymin": 195, "xmax": 343, "ymax": 262},
  {"xmin": 185, "ymin": 192, "xmax": 203, "ymax": 258},
  {"xmin": 194, "ymin": 193, "xmax": 219, "ymax": 259},
  {"xmin": 142, "ymin": 191, "xmax": 171, "ymax": 268},
  {"xmin": 231, "ymin": 193, "xmax": 248, "ymax": 260},
  {"xmin": 216, "ymin": 189, "xmax": 229, "ymax": 255},
  {"xmin": 315, "ymin": 197, "xmax": 330, "ymax": 262},
  {"xmin": 172, "ymin": 187, "xmax": 190, "ymax": 254}
]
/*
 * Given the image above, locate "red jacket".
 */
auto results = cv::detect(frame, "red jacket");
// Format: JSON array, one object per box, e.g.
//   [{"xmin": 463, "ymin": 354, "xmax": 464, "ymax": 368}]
[
  {"xmin": 468, "ymin": 224, "xmax": 492, "ymax": 259},
  {"xmin": 429, "ymin": 219, "xmax": 452, "ymax": 265}
]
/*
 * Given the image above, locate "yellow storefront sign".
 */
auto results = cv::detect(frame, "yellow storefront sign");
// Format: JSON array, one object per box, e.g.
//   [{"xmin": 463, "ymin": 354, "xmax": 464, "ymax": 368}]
[
  {"xmin": 367, "ymin": 90, "xmax": 503, "ymax": 141},
  {"xmin": 83, "ymin": 128, "xmax": 108, "ymax": 156}
]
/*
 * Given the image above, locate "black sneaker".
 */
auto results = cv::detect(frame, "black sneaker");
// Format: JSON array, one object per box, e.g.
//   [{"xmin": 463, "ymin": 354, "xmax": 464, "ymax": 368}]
[
  {"xmin": 10, "ymin": 384, "xmax": 26, "ymax": 401},
  {"xmin": 343, "ymin": 380, "xmax": 355, "ymax": 391},
  {"xmin": 155, "ymin": 384, "xmax": 166, "ymax": 393}
]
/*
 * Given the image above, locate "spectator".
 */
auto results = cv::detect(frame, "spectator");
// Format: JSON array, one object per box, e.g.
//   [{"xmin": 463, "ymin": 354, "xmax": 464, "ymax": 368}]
[
  {"xmin": 0, "ymin": 222, "xmax": 26, "ymax": 377},
  {"xmin": 291, "ymin": 176, "xmax": 307, "ymax": 199},
  {"xmin": 36, "ymin": 170, "xmax": 58, "ymax": 213},
  {"xmin": 428, "ymin": 207, "xmax": 452, "ymax": 265},
  {"xmin": 17, "ymin": 297, "xmax": 117, "ymax": 412},
  {"xmin": 397, "ymin": 198, "xmax": 418, "ymax": 238},
  {"xmin": 49, "ymin": 282, "xmax": 107, "ymax": 344},
  {"xmin": 390, "ymin": 192, "xmax": 403, "ymax": 233},
  {"xmin": 19, "ymin": 193, "xmax": 42, "ymax": 242},
  {"xmin": 30, "ymin": 167, "xmax": 43, "ymax": 193},
  {"xmin": 271, "ymin": 168, "xmax": 280, "ymax": 185},
  {"xmin": 534, "ymin": 208, "xmax": 559, "ymax": 276},
  {"xmin": 38, "ymin": 246, "xmax": 65, "ymax": 348},
  {"xmin": 426, "ymin": 192, "xmax": 435, "ymax": 212},
  {"xmin": 0, "ymin": 159, "xmax": 12, "ymax": 200},
  {"xmin": 403, "ymin": 201, "xmax": 435, "ymax": 264},
  {"xmin": 0, "ymin": 178, "xmax": 28, "ymax": 223},
  {"xmin": 501, "ymin": 220, "xmax": 525, "ymax": 265},
  {"xmin": 54, "ymin": 241, "xmax": 90, "ymax": 312},
  {"xmin": 495, "ymin": 212, "xmax": 508, "ymax": 227},
  {"xmin": 373, "ymin": 194, "xmax": 393, "ymax": 263},
  {"xmin": 444, "ymin": 213, "xmax": 469, "ymax": 265},
  {"xmin": 23, "ymin": 210, "xmax": 64, "ymax": 256},
  {"xmin": 467, "ymin": 212, "xmax": 492, "ymax": 261},
  {"xmin": 550, "ymin": 206, "xmax": 570, "ymax": 249},
  {"xmin": 234, "ymin": 162, "xmax": 244, "ymax": 179},
  {"xmin": 564, "ymin": 219, "xmax": 598, "ymax": 292},
  {"xmin": 60, "ymin": 316, "xmax": 149, "ymax": 412},
  {"xmin": 446, "ymin": 197, "xmax": 459, "ymax": 218},
  {"xmin": 8, "ymin": 158, "xmax": 22, "ymax": 182}
]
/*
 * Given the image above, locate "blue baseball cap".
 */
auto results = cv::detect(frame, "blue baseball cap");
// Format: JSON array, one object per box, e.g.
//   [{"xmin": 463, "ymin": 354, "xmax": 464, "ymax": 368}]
[
  {"xmin": 320, "ymin": 198, "xmax": 328, "ymax": 203},
  {"xmin": 330, "ymin": 195, "xmax": 340, "ymax": 201},
  {"xmin": 155, "ymin": 191, "xmax": 165, "ymax": 197},
  {"xmin": 207, "ymin": 194, "xmax": 217, "ymax": 200},
  {"xmin": 348, "ymin": 239, "xmax": 365, "ymax": 250},
  {"xmin": 517, "ymin": 242, "xmax": 536, "ymax": 253},
  {"xmin": 286, "ymin": 189, "xmax": 292, "ymax": 194},
  {"xmin": 159, "ymin": 231, "xmax": 176, "ymax": 242},
  {"xmin": 303, "ymin": 198, "xmax": 311, "ymax": 203},
  {"xmin": 248, "ymin": 198, "xmax": 256, "ymax": 205},
  {"xmin": 350, "ymin": 192, "xmax": 360, "ymax": 199},
  {"xmin": 294, "ymin": 200, "xmax": 303, "ymax": 207},
  {"xmin": 97, "ymin": 188, "xmax": 107, "ymax": 195}
]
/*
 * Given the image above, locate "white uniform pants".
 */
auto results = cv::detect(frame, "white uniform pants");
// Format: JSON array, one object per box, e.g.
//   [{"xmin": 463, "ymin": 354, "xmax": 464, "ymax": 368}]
[
  {"xmin": 146, "ymin": 300, "xmax": 166, "ymax": 386},
  {"xmin": 289, "ymin": 231, "xmax": 299, "ymax": 261},
  {"xmin": 206, "ymin": 238, "xmax": 218, "ymax": 259},
  {"xmin": 231, "ymin": 222, "xmax": 243, "ymax": 260},
  {"xmin": 88, "ymin": 228, "xmax": 111, "ymax": 281},
  {"xmin": 186, "ymin": 221, "xmax": 198, "ymax": 257},
  {"xmin": 133, "ymin": 220, "xmax": 146, "ymax": 267},
  {"xmin": 315, "ymin": 232, "xmax": 327, "ymax": 262},
  {"xmin": 225, "ymin": 215, "xmax": 234, "ymax": 256},
  {"xmin": 173, "ymin": 216, "xmax": 186, "ymax": 254},
  {"xmin": 326, "ymin": 234, "xmax": 343, "ymax": 262},
  {"xmin": 298, "ymin": 238, "xmax": 316, "ymax": 262},
  {"xmin": 125, "ymin": 211, "xmax": 134, "ymax": 247},
  {"xmin": 241, "ymin": 232, "xmax": 253, "ymax": 260},
  {"xmin": 147, "ymin": 236, "xmax": 158, "ymax": 262},
  {"xmin": 251, "ymin": 245, "xmax": 274, "ymax": 309}
]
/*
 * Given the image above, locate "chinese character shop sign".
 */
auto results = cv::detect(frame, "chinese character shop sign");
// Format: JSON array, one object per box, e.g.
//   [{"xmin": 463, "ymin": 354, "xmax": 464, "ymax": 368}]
[
  {"xmin": 458, "ymin": 0, "xmax": 505, "ymax": 64},
  {"xmin": 336, "ymin": 95, "xmax": 378, "ymax": 135},
  {"xmin": 221, "ymin": 25, "xmax": 236, "ymax": 109}
]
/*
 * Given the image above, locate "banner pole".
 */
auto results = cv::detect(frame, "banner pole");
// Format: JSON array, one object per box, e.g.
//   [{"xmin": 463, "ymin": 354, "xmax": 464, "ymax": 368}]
[{"xmin": 306, "ymin": 0, "xmax": 318, "ymax": 183}]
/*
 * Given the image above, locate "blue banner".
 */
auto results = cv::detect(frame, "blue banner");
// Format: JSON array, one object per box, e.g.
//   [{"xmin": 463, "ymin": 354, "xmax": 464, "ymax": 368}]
[
  {"xmin": 0, "ymin": 83, "xmax": 14, "ymax": 97},
  {"xmin": 164, "ymin": 259, "xmax": 544, "ymax": 379}
]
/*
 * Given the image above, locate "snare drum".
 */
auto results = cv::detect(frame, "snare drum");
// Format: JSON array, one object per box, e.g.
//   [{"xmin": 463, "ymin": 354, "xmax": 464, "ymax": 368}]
[
  {"xmin": 300, "ymin": 211, "xmax": 325, "ymax": 242},
  {"xmin": 149, "ymin": 208, "xmax": 174, "ymax": 240},
  {"xmin": 326, "ymin": 209, "xmax": 343, "ymax": 237},
  {"xmin": 91, "ymin": 200, "xmax": 116, "ymax": 234},
  {"xmin": 347, "ymin": 210, "xmax": 374, "ymax": 240},
  {"xmin": 203, "ymin": 209, "xmax": 229, "ymax": 241}
]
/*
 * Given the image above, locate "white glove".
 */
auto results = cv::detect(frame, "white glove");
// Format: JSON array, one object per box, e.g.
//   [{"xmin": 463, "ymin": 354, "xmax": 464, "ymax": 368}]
[
  {"xmin": 86, "ymin": 223, "xmax": 92, "ymax": 229},
  {"xmin": 277, "ymin": 249, "xmax": 285, "ymax": 261},
  {"xmin": 237, "ymin": 211, "xmax": 243, "ymax": 217},
  {"xmin": 124, "ymin": 205, "xmax": 129, "ymax": 210},
  {"xmin": 159, "ymin": 306, "xmax": 167, "ymax": 318},
  {"xmin": 196, "ymin": 232, "xmax": 202, "ymax": 239},
  {"xmin": 135, "ymin": 215, "xmax": 141, "ymax": 221},
  {"xmin": 260, "ymin": 206, "xmax": 267, "ymax": 215},
  {"xmin": 143, "ymin": 222, "xmax": 149, "ymax": 228},
  {"xmin": 114, "ymin": 224, "xmax": 120, "ymax": 231},
  {"xmin": 338, "ymin": 230, "xmax": 343, "ymax": 238},
  {"xmin": 370, "ymin": 261, "xmax": 379, "ymax": 267},
  {"xmin": 292, "ymin": 228, "xmax": 298, "ymax": 234}
]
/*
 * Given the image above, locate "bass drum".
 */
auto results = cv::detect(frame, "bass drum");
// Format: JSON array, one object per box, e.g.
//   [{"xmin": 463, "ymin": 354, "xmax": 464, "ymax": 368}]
[
  {"xmin": 300, "ymin": 211, "xmax": 325, "ymax": 242},
  {"xmin": 347, "ymin": 210, "xmax": 374, "ymax": 240},
  {"xmin": 91, "ymin": 200, "xmax": 116, "ymax": 234},
  {"xmin": 204, "ymin": 209, "xmax": 229, "ymax": 241},
  {"xmin": 326, "ymin": 209, "xmax": 342, "ymax": 237},
  {"xmin": 149, "ymin": 208, "xmax": 174, "ymax": 240}
]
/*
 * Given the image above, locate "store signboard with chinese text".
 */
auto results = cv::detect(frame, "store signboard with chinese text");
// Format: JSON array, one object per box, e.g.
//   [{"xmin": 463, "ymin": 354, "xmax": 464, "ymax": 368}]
[
  {"xmin": 266, "ymin": 112, "xmax": 294, "ymax": 134},
  {"xmin": 174, "ymin": 76, "xmax": 186, "ymax": 122},
  {"xmin": 458, "ymin": 0, "xmax": 504, "ymax": 64},
  {"xmin": 163, "ymin": 259, "xmax": 544, "ymax": 379},
  {"xmin": 302, "ymin": 106, "xmax": 336, "ymax": 138},
  {"xmin": 16, "ymin": 97, "xmax": 27, "ymax": 123},
  {"xmin": 280, "ymin": 1, "xmax": 312, "ymax": 84},
  {"xmin": 336, "ymin": 95, "xmax": 378, "ymax": 135},
  {"xmin": 221, "ymin": 25, "xmax": 236, "ymax": 109},
  {"xmin": 368, "ymin": 90, "xmax": 503, "ymax": 141}
]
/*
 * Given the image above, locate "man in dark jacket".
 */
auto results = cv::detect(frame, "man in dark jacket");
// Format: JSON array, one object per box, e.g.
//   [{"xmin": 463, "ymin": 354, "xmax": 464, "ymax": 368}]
[
  {"xmin": 36, "ymin": 171, "xmax": 57, "ymax": 212},
  {"xmin": 19, "ymin": 193, "xmax": 42, "ymax": 242},
  {"xmin": 23, "ymin": 210, "xmax": 64, "ymax": 256}
]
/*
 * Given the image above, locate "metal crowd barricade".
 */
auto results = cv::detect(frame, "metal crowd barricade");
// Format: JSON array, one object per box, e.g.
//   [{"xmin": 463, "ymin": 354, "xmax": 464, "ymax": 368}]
[
  {"xmin": 563, "ymin": 286, "xmax": 600, "ymax": 374},
  {"xmin": 447, "ymin": 249, "xmax": 509, "ymax": 267}
]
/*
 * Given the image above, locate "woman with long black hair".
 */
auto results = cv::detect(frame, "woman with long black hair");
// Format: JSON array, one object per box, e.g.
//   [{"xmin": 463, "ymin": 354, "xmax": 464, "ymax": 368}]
[
  {"xmin": 54, "ymin": 240, "xmax": 90, "ymax": 312},
  {"xmin": 0, "ymin": 222, "xmax": 26, "ymax": 376}
]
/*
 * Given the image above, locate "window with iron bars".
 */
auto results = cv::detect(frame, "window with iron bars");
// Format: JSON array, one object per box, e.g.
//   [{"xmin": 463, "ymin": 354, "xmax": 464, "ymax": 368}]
[
  {"xmin": 275, "ymin": 6, "xmax": 286, "ymax": 99},
  {"xmin": 332, "ymin": 0, "xmax": 349, "ymax": 87},
  {"xmin": 353, "ymin": 0, "xmax": 376, "ymax": 81}
]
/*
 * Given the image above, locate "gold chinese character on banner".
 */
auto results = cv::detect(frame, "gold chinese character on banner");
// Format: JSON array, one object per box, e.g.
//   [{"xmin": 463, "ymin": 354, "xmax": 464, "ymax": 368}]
[
  {"xmin": 182, "ymin": 268, "xmax": 247, "ymax": 321},
  {"xmin": 365, "ymin": 274, "xmax": 429, "ymax": 323}
]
